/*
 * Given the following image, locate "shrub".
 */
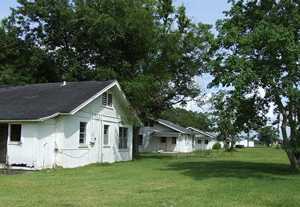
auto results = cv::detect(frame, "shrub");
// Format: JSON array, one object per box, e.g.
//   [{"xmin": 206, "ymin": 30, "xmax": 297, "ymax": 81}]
[{"xmin": 212, "ymin": 142, "xmax": 221, "ymax": 150}]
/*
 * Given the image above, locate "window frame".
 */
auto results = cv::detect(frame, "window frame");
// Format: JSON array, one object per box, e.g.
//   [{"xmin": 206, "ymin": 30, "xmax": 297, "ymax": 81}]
[
  {"xmin": 8, "ymin": 124, "xmax": 22, "ymax": 143},
  {"xmin": 160, "ymin": 137, "xmax": 167, "ymax": 143},
  {"xmin": 107, "ymin": 93, "xmax": 113, "ymax": 107},
  {"xmin": 138, "ymin": 135, "xmax": 143, "ymax": 146},
  {"xmin": 102, "ymin": 92, "xmax": 113, "ymax": 107},
  {"xmin": 102, "ymin": 92, "xmax": 108, "ymax": 106},
  {"xmin": 118, "ymin": 127, "xmax": 128, "ymax": 150},
  {"xmin": 172, "ymin": 137, "xmax": 177, "ymax": 144},
  {"xmin": 103, "ymin": 125, "xmax": 110, "ymax": 146},
  {"xmin": 79, "ymin": 122, "xmax": 87, "ymax": 145}
]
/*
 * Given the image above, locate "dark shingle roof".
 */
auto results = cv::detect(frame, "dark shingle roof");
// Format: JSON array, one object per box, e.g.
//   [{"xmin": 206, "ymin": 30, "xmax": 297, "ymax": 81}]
[
  {"xmin": 157, "ymin": 119, "xmax": 193, "ymax": 134},
  {"xmin": 0, "ymin": 80, "xmax": 115, "ymax": 120}
]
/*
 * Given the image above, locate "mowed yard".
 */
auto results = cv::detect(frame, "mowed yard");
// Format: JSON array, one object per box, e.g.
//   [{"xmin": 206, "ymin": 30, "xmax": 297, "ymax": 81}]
[{"xmin": 0, "ymin": 148, "xmax": 300, "ymax": 207}]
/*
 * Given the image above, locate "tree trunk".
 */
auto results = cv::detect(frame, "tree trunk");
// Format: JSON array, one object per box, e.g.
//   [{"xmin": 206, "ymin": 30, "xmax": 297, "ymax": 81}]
[
  {"xmin": 296, "ymin": 153, "xmax": 300, "ymax": 165},
  {"xmin": 132, "ymin": 126, "xmax": 140, "ymax": 159},
  {"xmin": 286, "ymin": 151, "xmax": 299, "ymax": 170},
  {"xmin": 280, "ymin": 118, "xmax": 300, "ymax": 170},
  {"xmin": 229, "ymin": 140, "xmax": 235, "ymax": 151},
  {"xmin": 224, "ymin": 138, "xmax": 230, "ymax": 151},
  {"xmin": 276, "ymin": 96, "xmax": 300, "ymax": 170}
]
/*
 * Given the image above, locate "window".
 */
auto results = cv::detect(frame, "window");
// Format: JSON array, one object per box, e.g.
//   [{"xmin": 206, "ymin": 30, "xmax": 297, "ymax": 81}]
[
  {"xmin": 102, "ymin": 92, "xmax": 112, "ymax": 107},
  {"xmin": 108, "ymin": 93, "xmax": 112, "ymax": 106},
  {"xmin": 205, "ymin": 140, "xmax": 209, "ymax": 145},
  {"xmin": 10, "ymin": 124, "xmax": 21, "ymax": 142},
  {"xmin": 119, "ymin": 127, "xmax": 128, "ymax": 149},
  {"xmin": 103, "ymin": 125, "xmax": 109, "ymax": 145},
  {"xmin": 102, "ymin": 92, "xmax": 107, "ymax": 105},
  {"xmin": 172, "ymin": 137, "xmax": 177, "ymax": 144},
  {"xmin": 161, "ymin": 137, "xmax": 167, "ymax": 143},
  {"xmin": 79, "ymin": 122, "xmax": 87, "ymax": 144},
  {"xmin": 197, "ymin": 139, "xmax": 202, "ymax": 144},
  {"xmin": 138, "ymin": 135, "xmax": 143, "ymax": 146}
]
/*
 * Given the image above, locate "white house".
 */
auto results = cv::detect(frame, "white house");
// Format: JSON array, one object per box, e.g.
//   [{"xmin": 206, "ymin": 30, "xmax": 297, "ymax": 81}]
[
  {"xmin": 139, "ymin": 119, "xmax": 195, "ymax": 153},
  {"xmin": 187, "ymin": 127, "xmax": 224, "ymax": 150},
  {"xmin": 235, "ymin": 139, "xmax": 255, "ymax": 148},
  {"xmin": 139, "ymin": 119, "xmax": 222, "ymax": 153},
  {"xmin": 0, "ymin": 80, "xmax": 139, "ymax": 169}
]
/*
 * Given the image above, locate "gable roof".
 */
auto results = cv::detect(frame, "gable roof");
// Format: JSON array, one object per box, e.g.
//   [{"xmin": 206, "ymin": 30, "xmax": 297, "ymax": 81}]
[
  {"xmin": 157, "ymin": 119, "xmax": 193, "ymax": 134},
  {"xmin": 0, "ymin": 80, "xmax": 120, "ymax": 121},
  {"xmin": 186, "ymin": 127, "xmax": 216, "ymax": 139}
]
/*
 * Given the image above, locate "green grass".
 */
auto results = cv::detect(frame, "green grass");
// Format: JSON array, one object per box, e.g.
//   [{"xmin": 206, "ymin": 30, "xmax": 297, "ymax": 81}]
[{"xmin": 0, "ymin": 148, "xmax": 300, "ymax": 207}]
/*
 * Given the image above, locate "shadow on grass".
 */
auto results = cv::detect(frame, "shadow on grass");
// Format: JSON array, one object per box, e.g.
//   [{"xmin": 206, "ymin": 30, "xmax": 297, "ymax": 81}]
[
  {"xmin": 136, "ymin": 153, "xmax": 180, "ymax": 160},
  {"xmin": 138, "ymin": 152, "xmax": 214, "ymax": 160},
  {"xmin": 0, "ymin": 169, "xmax": 30, "ymax": 176},
  {"xmin": 163, "ymin": 160, "xmax": 299, "ymax": 180}
]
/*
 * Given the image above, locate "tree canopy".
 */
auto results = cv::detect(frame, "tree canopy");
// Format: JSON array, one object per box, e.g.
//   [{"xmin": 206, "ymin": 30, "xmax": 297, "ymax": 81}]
[
  {"xmin": 161, "ymin": 107, "xmax": 212, "ymax": 131},
  {"xmin": 210, "ymin": 91, "xmax": 265, "ymax": 150},
  {"xmin": 258, "ymin": 126, "xmax": 279, "ymax": 147},
  {"xmin": 210, "ymin": 0, "xmax": 300, "ymax": 168},
  {"xmin": 0, "ymin": 21, "xmax": 59, "ymax": 84},
  {"xmin": 1, "ymin": 0, "xmax": 214, "ymax": 120}
]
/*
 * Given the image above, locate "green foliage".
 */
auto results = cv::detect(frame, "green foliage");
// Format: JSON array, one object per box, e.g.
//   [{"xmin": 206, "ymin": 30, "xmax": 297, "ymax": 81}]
[
  {"xmin": 258, "ymin": 126, "xmax": 279, "ymax": 147},
  {"xmin": 212, "ymin": 142, "xmax": 221, "ymax": 150},
  {"xmin": 210, "ymin": 92, "xmax": 239, "ymax": 150},
  {"xmin": 4, "ymin": 0, "xmax": 214, "ymax": 119},
  {"xmin": 210, "ymin": 91, "xmax": 264, "ymax": 150},
  {"xmin": 210, "ymin": 0, "xmax": 300, "ymax": 168},
  {"xmin": 0, "ymin": 21, "xmax": 59, "ymax": 84},
  {"xmin": 160, "ymin": 107, "xmax": 212, "ymax": 131}
]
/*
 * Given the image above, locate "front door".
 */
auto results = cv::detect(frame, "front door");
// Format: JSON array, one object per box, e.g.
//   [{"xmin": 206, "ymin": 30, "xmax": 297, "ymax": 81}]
[
  {"xmin": 159, "ymin": 137, "xmax": 167, "ymax": 151},
  {"xmin": 0, "ymin": 124, "xmax": 8, "ymax": 163}
]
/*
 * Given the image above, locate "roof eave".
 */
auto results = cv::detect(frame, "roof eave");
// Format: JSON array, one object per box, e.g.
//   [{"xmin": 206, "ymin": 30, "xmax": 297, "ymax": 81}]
[
  {"xmin": 0, "ymin": 112, "xmax": 71, "ymax": 123},
  {"xmin": 157, "ymin": 120, "xmax": 187, "ymax": 134},
  {"xmin": 187, "ymin": 127, "xmax": 216, "ymax": 139}
]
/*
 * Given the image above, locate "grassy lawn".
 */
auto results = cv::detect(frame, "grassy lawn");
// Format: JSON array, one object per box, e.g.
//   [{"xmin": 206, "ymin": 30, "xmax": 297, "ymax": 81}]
[{"xmin": 0, "ymin": 148, "xmax": 300, "ymax": 207}]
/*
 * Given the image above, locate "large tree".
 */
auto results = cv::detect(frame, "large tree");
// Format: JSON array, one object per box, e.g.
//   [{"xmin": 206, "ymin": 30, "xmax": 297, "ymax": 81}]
[
  {"xmin": 210, "ymin": 91, "xmax": 264, "ymax": 151},
  {"xmin": 210, "ymin": 0, "xmax": 300, "ymax": 169},
  {"xmin": 4, "ymin": 0, "xmax": 213, "ymax": 120},
  {"xmin": 0, "ymin": 21, "xmax": 59, "ymax": 84}
]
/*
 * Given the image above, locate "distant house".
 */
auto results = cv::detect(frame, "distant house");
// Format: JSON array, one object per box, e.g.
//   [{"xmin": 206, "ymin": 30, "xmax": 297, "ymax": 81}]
[
  {"xmin": 235, "ymin": 139, "xmax": 255, "ymax": 148},
  {"xmin": 139, "ymin": 119, "xmax": 195, "ymax": 153},
  {"xmin": 139, "ymin": 119, "xmax": 222, "ymax": 153},
  {"xmin": 187, "ymin": 127, "xmax": 224, "ymax": 150},
  {"xmin": 0, "ymin": 80, "xmax": 139, "ymax": 169}
]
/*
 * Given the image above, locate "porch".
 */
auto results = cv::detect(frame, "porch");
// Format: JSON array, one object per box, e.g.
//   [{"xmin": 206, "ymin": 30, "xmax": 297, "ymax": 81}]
[{"xmin": 152, "ymin": 132, "xmax": 179, "ymax": 152}]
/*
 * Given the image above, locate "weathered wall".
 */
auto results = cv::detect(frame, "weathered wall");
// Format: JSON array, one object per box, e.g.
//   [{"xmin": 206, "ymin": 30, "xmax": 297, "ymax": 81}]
[
  {"xmin": 6, "ymin": 86, "xmax": 133, "ymax": 169},
  {"xmin": 139, "ymin": 124, "xmax": 194, "ymax": 153},
  {"xmin": 7, "ymin": 119, "xmax": 57, "ymax": 169}
]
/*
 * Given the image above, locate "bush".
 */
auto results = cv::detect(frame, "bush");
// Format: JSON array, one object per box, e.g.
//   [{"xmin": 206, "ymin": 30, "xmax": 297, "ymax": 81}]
[
  {"xmin": 212, "ymin": 142, "xmax": 221, "ymax": 150},
  {"xmin": 235, "ymin": 144, "xmax": 244, "ymax": 149}
]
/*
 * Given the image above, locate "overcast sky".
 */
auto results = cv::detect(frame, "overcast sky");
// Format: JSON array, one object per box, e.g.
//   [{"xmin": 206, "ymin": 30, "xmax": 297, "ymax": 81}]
[{"xmin": 0, "ymin": 0, "xmax": 230, "ymax": 112}]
